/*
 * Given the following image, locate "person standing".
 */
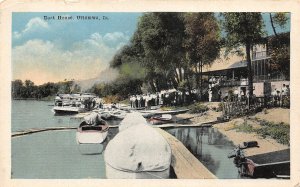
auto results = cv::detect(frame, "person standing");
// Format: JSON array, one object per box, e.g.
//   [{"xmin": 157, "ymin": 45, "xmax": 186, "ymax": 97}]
[{"xmin": 137, "ymin": 95, "xmax": 141, "ymax": 108}]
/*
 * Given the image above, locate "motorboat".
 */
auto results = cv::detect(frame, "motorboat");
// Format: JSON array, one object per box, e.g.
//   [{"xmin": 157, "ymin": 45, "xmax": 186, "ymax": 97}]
[
  {"xmin": 228, "ymin": 142, "xmax": 290, "ymax": 179},
  {"xmin": 52, "ymin": 105, "xmax": 85, "ymax": 115},
  {"xmin": 76, "ymin": 122, "xmax": 109, "ymax": 144},
  {"xmin": 52, "ymin": 93, "xmax": 97, "ymax": 115}
]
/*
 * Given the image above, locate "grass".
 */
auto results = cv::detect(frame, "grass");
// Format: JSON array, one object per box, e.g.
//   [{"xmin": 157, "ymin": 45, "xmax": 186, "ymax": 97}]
[
  {"xmin": 235, "ymin": 121, "xmax": 255, "ymax": 133},
  {"xmin": 188, "ymin": 102, "xmax": 209, "ymax": 114},
  {"xmin": 160, "ymin": 102, "xmax": 209, "ymax": 114},
  {"xmin": 233, "ymin": 119, "xmax": 290, "ymax": 145},
  {"xmin": 257, "ymin": 120, "xmax": 290, "ymax": 145}
]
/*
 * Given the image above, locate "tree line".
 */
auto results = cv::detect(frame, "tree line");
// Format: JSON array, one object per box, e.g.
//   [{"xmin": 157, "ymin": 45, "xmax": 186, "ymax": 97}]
[
  {"xmin": 12, "ymin": 79, "xmax": 81, "ymax": 99},
  {"xmin": 89, "ymin": 12, "xmax": 289, "ymax": 102},
  {"xmin": 13, "ymin": 13, "xmax": 289, "ymax": 102}
]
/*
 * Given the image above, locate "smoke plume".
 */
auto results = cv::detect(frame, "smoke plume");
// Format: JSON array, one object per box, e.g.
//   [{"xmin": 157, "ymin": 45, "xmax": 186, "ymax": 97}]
[{"xmin": 75, "ymin": 68, "xmax": 119, "ymax": 91}]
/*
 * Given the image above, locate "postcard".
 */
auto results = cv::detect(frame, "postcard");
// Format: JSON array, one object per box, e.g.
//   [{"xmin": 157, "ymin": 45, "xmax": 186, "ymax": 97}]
[{"xmin": 1, "ymin": 0, "xmax": 300, "ymax": 187}]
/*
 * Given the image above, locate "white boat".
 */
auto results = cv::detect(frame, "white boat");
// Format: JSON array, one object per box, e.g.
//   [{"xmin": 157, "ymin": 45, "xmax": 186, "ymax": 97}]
[
  {"xmin": 52, "ymin": 93, "xmax": 96, "ymax": 115},
  {"xmin": 52, "ymin": 105, "xmax": 85, "ymax": 114},
  {"xmin": 96, "ymin": 109, "xmax": 128, "ymax": 120},
  {"xmin": 104, "ymin": 113, "xmax": 171, "ymax": 179},
  {"xmin": 76, "ymin": 123, "xmax": 109, "ymax": 144}
]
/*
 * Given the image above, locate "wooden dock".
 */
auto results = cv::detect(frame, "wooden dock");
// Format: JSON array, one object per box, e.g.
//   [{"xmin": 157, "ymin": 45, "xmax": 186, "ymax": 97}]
[{"xmin": 155, "ymin": 128, "xmax": 216, "ymax": 179}]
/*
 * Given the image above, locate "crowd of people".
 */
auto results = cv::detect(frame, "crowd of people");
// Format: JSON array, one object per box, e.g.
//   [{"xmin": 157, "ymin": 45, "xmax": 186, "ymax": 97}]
[
  {"xmin": 129, "ymin": 89, "xmax": 196, "ymax": 109},
  {"xmin": 271, "ymin": 84, "xmax": 290, "ymax": 107}
]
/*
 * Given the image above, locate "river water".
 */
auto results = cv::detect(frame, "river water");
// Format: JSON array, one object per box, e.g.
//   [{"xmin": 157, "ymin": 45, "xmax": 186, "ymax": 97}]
[{"xmin": 12, "ymin": 100, "xmax": 237, "ymax": 179}]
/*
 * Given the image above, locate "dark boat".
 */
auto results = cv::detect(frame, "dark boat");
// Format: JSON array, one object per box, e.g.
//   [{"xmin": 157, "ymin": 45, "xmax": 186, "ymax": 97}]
[
  {"xmin": 228, "ymin": 142, "xmax": 290, "ymax": 179},
  {"xmin": 246, "ymin": 149, "xmax": 290, "ymax": 178}
]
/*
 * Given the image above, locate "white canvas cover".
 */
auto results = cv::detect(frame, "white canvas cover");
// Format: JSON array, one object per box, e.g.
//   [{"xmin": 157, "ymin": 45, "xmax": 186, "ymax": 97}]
[
  {"xmin": 104, "ymin": 123, "xmax": 171, "ymax": 172},
  {"xmin": 118, "ymin": 112, "xmax": 147, "ymax": 132}
]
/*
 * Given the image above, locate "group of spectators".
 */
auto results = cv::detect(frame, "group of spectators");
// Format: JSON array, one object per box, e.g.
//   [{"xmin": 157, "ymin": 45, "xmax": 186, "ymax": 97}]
[
  {"xmin": 129, "ymin": 89, "xmax": 195, "ymax": 109},
  {"xmin": 271, "ymin": 84, "xmax": 290, "ymax": 107}
]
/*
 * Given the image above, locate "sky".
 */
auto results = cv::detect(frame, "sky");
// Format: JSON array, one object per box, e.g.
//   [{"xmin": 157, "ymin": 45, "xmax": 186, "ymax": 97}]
[
  {"xmin": 12, "ymin": 12, "xmax": 142, "ymax": 85},
  {"xmin": 12, "ymin": 12, "xmax": 290, "ymax": 85}
]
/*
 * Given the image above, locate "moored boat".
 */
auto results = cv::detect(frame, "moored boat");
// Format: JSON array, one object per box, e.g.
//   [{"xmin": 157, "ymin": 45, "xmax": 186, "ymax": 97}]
[
  {"xmin": 148, "ymin": 114, "xmax": 173, "ymax": 125},
  {"xmin": 140, "ymin": 108, "xmax": 190, "ymax": 118},
  {"xmin": 228, "ymin": 142, "xmax": 290, "ymax": 178},
  {"xmin": 52, "ymin": 105, "xmax": 85, "ymax": 114},
  {"xmin": 52, "ymin": 93, "xmax": 97, "ymax": 115},
  {"xmin": 76, "ymin": 122, "xmax": 109, "ymax": 144}
]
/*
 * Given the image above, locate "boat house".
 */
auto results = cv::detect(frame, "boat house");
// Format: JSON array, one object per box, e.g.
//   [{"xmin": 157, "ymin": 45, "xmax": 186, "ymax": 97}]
[{"xmin": 202, "ymin": 34, "xmax": 290, "ymax": 101}]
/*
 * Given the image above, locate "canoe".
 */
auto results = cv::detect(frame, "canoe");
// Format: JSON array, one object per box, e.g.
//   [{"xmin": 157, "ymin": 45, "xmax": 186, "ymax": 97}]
[{"xmin": 76, "ymin": 123, "xmax": 109, "ymax": 144}]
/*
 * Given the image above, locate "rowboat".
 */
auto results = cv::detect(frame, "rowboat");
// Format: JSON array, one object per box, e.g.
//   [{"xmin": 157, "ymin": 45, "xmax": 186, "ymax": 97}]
[
  {"xmin": 148, "ymin": 114, "xmax": 173, "ymax": 125},
  {"xmin": 76, "ymin": 122, "xmax": 109, "ymax": 144}
]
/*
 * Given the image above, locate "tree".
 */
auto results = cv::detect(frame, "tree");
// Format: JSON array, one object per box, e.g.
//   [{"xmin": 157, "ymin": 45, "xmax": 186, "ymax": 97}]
[
  {"xmin": 222, "ymin": 13, "xmax": 265, "ymax": 98},
  {"xmin": 268, "ymin": 13, "xmax": 290, "ymax": 79},
  {"xmin": 134, "ymin": 13, "xmax": 186, "ymax": 92},
  {"xmin": 269, "ymin": 13, "xmax": 289, "ymax": 37},
  {"xmin": 184, "ymin": 13, "xmax": 221, "ymax": 100},
  {"xmin": 12, "ymin": 80, "xmax": 24, "ymax": 98},
  {"xmin": 268, "ymin": 33, "xmax": 290, "ymax": 79}
]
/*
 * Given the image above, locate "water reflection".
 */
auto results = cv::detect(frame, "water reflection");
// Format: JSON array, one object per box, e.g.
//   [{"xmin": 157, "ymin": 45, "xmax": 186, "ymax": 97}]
[
  {"xmin": 77, "ymin": 128, "xmax": 119, "ymax": 155},
  {"xmin": 166, "ymin": 127, "xmax": 238, "ymax": 179}
]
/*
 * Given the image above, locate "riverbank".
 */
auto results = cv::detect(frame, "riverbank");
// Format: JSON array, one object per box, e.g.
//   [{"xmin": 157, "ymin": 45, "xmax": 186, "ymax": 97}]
[{"xmin": 177, "ymin": 102, "xmax": 290, "ymax": 157}]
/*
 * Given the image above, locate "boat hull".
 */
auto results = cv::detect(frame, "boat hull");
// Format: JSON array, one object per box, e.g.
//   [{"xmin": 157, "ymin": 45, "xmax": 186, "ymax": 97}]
[
  {"xmin": 141, "ymin": 109, "xmax": 189, "ymax": 118},
  {"xmin": 148, "ymin": 118, "xmax": 173, "ymax": 125},
  {"xmin": 105, "ymin": 164, "xmax": 170, "ymax": 179},
  {"xmin": 76, "ymin": 125, "xmax": 109, "ymax": 144},
  {"xmin": 247, "ymin": 149, "xmax": 290, "ymax": 178},
  {"xmin": 53, "ymin": 106, "xmax": 85, "ymax": 115}
]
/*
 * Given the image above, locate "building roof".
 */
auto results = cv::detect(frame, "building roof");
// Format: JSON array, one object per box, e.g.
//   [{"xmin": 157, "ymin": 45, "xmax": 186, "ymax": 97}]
[
  {"xmin": 203, "ymin": 48, "xmax": 247, "ymax": 73},
  {"xmin": 228, "ymin": 60, "xmax": 248, "ymax": 69}
]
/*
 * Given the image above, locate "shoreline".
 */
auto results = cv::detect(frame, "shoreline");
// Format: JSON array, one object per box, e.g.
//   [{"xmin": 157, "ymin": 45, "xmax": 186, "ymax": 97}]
[
  {"xmin": 178, "ymin": 102, "xmax": 290, "ymax": 157},
  {"xmin": 12, "ymin": 97, "xmax": 54, "ymax": 101}
]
